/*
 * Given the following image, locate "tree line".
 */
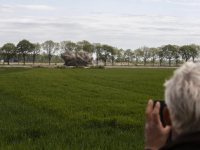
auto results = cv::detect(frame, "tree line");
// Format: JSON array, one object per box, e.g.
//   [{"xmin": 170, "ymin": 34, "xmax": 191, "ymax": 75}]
[{"xmin": 0, "ymin": 39, "xmax": 199, "ymax": 66}]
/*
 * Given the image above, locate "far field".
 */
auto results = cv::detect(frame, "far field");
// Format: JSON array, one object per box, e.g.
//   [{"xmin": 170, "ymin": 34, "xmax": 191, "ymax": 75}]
[{"xmin": 0, "ymin": 67, "xmax": 175, "ymax": 150}]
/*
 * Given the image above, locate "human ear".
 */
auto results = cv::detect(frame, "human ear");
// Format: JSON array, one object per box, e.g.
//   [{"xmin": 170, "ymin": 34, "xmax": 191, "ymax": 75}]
[{"xmin": 163, "ymin": 107, "xmax": 171, "ymax": 126}]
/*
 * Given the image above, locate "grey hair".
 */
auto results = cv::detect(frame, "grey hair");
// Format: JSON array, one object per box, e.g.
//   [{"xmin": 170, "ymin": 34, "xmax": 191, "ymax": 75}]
[{"xmin": 164, "ymin": 62, "xmax": 200, "ymax": 134}]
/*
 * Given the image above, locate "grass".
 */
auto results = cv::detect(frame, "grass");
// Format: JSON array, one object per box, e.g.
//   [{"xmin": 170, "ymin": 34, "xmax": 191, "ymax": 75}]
[{"xmin": 0, "ymin": 67, "xmax": 175, "ymax": 150}]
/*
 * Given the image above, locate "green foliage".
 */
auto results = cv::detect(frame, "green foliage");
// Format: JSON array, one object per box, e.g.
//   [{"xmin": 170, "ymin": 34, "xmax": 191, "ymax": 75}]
[
  {"xmin": 77, "ymin": 40, "xmax": 94, "ymax": 53},
  {"xmin": 116, "ymin": 48, "xmax": 125, "ymax": 62},
  {"xmin": 189, "ymin": 44, "xmax": 198, "ymax": 61},
  {"xmin": 90, "ymin": 65, "xmax": 105, "ymax": 69},
  {"xmin": 93, "ymin": 43, "xmax": 102, "ymax": 65},
  {"xmin": 162, "ymin": 45, "xmax": 177, "ymax": 66},
  {"xmin": 0, "ymin": 43, "xmax": 16, "ymax": 65},
  {"xmin": 56, "ymin": 65, "xmax": 67, "ymax": 69},
  {"xmin": 149, "ymin": 48, "xmax": 158, "ymax": 66},
  {"xmin": 31, "ymin": 43, "xmax": 41, "ymax": 64},
  {"xmin": 60, "ymin": 41, "xmax": 76, "ymax": 52},
  {"xmin": 71, "ymin": 66, "xmax": 85, "ymax": 69},
  {"xmin": 124, "ymin": 49, "xmax": 134, "ymax": 65},
  {"xmin": 179, "ymin": 45, "xmax": 196, "ymax": 61},
  {"xmin": 37, "ymin": 65, "xmax": 44, "ymax": 68},
  {"xmin": 41, "ymin": 40, "xmax": 59, "ymax": 65},
  {"xmin": 141, "ymin": 46, "xmax": 150, "ymax": 66},
  {"xmin": 99, "ymin": 44, "xmax": 115, "ymax": 66},
  {"xmin": 17, "ymin": 39, "xmax": 33, "ymax": 65},
  {"xmin": 0, "ymin": 68, "xmax": 175, "ymax": 149},
  {"xmin": 134, "ymin": 48, "xmax": 143, "ymax": 64}
]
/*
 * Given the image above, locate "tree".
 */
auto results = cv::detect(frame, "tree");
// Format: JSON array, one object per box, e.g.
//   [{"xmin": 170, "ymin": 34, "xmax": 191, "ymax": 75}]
[
  {"xmin": 162, "ymin": 44, "xmax": 176, "ymax": 66},
  {"xmin": 16, "ymin": 47, "xmax": 21, "ymax": 65},
  {"xmin": 158, "ymin": 47, "xmax": 164, "ymax": 66},
  {"xmin": 109, "ymin": 46, "xmax": 117, "ymax": 66},
  {"xmin": 179, "ymin": 45, "xmax": 193, "ymax": 62},
  {"xmin": 99, "ymin": 44, "xmax": 112, "ymax": 66},
  {"xmin": 134, "ymin": 48, "xmax": 143, "ymax": 65},
  {"xmin": 0, "ymin": 43, "xmax": 16, "ymax": 65},
  {"xmin": 149, "ymin": 48, "xmax": 158, "ymax": 66},
  {"xmin": 189, "ymin": 44, "xmax": 199, "ymax": 61},
  {"xmin": 42, "ymin": 40, "xmax": 59, "ymax": 65},
  {"xmin": 124, "ymin": 49, "xmax": 133, "ymax": 66},
  {"xmin": 141, "ymin": 46, "xmax": 150, "ymax": 66},
  {"xmin": 173, "ymin": 45, "xmax": 180, "ymax": 66},
  {"xmin": 32, "ymin": 43, "xmax": 41, "ymax": 64},
  {"xmin": 60, "ymin": 41, "xmax": 76, "ymax": 53},
  {"xmin": 77, "ymin": 40, "xmax": 94, "ymax": 53},
  {"xmin": 93, "ymin": 43, "xmax": 102, "ymax": 65},
  {"xmin": 116, "ymin": 49, "xmax": 124, "ymax": 66},
  {"xmin": 17, "ymin": 39, "xmax": 32, "ymax": 65}
]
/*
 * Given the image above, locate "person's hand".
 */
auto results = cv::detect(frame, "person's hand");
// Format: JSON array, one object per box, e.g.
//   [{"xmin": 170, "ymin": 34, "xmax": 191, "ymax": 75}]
[{"xmin": 145, "ymin": 100, "xmax": 171, "ymax": 150}]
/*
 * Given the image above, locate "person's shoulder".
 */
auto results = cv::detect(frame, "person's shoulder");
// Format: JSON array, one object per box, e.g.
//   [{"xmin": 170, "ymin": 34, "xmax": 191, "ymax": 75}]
[{"xmin": 159, "ymin": 131, "xmax": 200, "ymax": 150}]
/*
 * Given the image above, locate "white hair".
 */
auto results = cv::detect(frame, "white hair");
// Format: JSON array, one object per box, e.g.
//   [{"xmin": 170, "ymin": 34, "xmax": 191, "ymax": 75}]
[{"xmin": 164, "ymin": 62, "xmax": 200, "ymax": 134}]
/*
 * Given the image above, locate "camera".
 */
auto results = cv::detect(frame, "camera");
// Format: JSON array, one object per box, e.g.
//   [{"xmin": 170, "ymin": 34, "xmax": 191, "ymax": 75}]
[
  {"xmin": 153, "ymin": 100, "xmax": 172, "ymax": 143},
  {"xmin": 153, "ymin": 100, "xmax": 166, "ymax": 127}
]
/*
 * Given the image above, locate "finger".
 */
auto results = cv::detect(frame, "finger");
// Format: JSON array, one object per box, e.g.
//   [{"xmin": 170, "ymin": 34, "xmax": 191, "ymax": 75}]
[
  {"xmin": 146, "ymin": 100, "xmax": 153, "ymax": 122},
  {"xmin": 164, "ymin": 125, "xmax": 171, "ymax": 134},
  {"xmin": 152, "ymin": 102, "xmax": 161, "ymax": 124}
]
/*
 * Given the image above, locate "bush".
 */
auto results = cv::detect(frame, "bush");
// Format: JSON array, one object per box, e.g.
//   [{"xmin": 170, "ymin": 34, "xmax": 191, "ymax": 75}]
[
  {"xmin": 56, "ymin": 65, "xmax": 66, "ymax": 69},
  {"xmin": 90, "ymin": 65, "xmax": 105, "ymax": 69},
  {"xmin": 72, "ymin": 66, "xmax": 84, "ymax": 69},
  {"xmin": 37, "ymin": 65, "xmax": 44, "ymax": 68}
]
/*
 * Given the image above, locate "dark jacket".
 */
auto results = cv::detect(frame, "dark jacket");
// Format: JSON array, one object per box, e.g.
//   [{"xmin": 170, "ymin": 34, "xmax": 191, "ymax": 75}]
[{"xmin": 159, "ymin": 131, "xmax": 200, "ymax": 150}]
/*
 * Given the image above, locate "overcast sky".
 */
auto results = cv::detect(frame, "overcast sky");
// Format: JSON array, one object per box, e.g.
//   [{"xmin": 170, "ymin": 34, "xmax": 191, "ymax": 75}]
[{"xmin": 0, "ymin": 0, "xmax": 200, "ymax": 50}]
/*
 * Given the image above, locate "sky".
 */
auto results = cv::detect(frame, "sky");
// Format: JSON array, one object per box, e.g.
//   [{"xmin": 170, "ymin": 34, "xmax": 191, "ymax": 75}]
[{"xmin": 0, "ymin": 0, "xmax": 200, "ymax": 50}]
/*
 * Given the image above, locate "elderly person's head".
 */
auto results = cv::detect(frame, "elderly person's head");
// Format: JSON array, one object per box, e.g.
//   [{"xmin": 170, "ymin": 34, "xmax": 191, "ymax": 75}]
[{"xmin": 164, "ymin": 62, "xmax": 200, "ymax": 134}]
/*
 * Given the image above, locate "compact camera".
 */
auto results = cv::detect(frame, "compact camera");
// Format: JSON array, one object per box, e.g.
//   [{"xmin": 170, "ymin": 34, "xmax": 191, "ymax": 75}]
[
  {"xmin": 153, "ymin": 100, "xmax": 172, "ymax": 143},
  {"xmin": 153, "ymin": 100, "xmax": 166, "ymax": 127}
]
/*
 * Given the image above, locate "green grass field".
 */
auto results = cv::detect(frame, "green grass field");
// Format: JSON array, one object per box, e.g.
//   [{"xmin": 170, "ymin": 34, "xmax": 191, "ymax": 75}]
[{"xmin": 0, "ymin": 67, "xmax": 175, "ymax": 150}]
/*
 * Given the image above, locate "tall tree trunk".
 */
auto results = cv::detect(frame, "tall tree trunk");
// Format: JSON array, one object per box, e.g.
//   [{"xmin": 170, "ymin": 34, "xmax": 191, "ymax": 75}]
[
  {"xmin": 33, "ymin": 52, "xmax": 36, "ymax": 65},
  {"xmin": 24, "ymin": 56, "xmax": 25, "ymax": 65},
  {"xmin": 18, "ymin": 54, "xmax": 20, "ymax": 65},
  {"xmin": 96, "ymin": 54, "xmax": 98, "ymax": 66},
  {"xmin": 144, "ymin": 58, "xmax": 146, "ymax": 66},
  {"xmin": 121, "ymin": 59, "xmax": 122, "ymax": 66},
  {"xmin": 49, "ymin": 52, "xmax": 51, "ymax": 65},
  {"xmin": 128, "ymin": 58, "xmax": 129, "ymax": 66},
  {"xmin": 153, "ymin": 58, "xmax": 154, "ymax": 66},
  {"xmin": 7, "ymin": 58, "xmax": 9, "ymax": 65},
  {"xmin": 33, "ymin": 55, "xmax": 34, "ymax": 65},
  {"xmin": 169, "ymin": 59, "xmax": 171, "ymax": 66}
]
